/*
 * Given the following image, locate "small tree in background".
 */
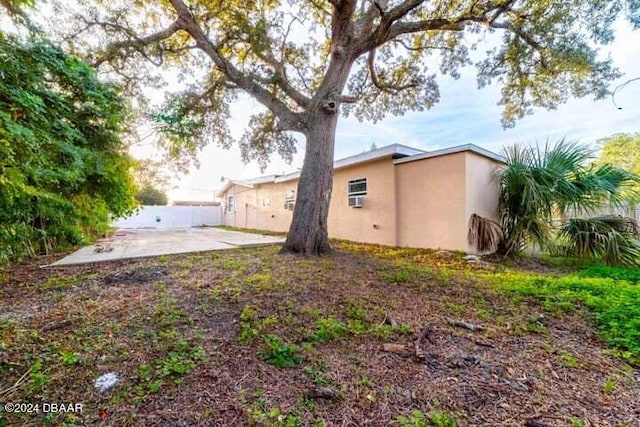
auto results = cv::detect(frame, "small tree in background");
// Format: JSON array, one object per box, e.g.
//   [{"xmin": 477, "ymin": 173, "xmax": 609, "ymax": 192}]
[
  {"xmin": 135, "ymin": 185, "xmax": 169, "ymax": 206},
  {"xmin": 597, "ymin": 133, "xmax": 640, "ymax": 206}
]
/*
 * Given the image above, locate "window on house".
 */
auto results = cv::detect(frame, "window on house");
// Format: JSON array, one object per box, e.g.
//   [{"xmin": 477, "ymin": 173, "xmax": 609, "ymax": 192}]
[
  {"xmin": 348, "ymin": 178, "xmax": 366, "ymax": 208},
  {"xmin": 348, "ymin": 178, "xmax": 367, "ymax": 196},
  {"xmin": 227, "ymin": 195, "xmax": 234, "ymax": 213},
  {"xmin": 262, "ymin": 197, "xmax": 270, "ymax": 207},
  {"xmin": 284, "ymin": 190, "xmax": 295, "ymax": 210}
]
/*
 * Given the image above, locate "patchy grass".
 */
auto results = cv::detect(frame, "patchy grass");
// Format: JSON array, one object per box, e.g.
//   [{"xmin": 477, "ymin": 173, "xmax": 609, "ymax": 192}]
[
  {"xmin": 1, "ymin": 244, "xmax": 638, "ymax": 426},
  {"xmin": 215, "ymin": 225, "xmax": 287, "ymax": 237},
  {"xmin": 482, "ymin": 269, "xmax": 640, "ymax": 365}
]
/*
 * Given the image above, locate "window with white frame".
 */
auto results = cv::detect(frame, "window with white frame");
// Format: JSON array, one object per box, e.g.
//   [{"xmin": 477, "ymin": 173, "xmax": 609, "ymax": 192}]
[
  {"xmin": 348, "ymin": 178, "xmax": 366, "ymax": 207},
  {"xmin": 227, "ymin": 195, "xmax": 235, "ymax": 213},
  {"xmin": 348, "ymin": 178, "xmax": 367, "ymax": 196},
  {"xmin": 262, "ymin": 197, "xmax": 271, "ymax": 207},
  {"xmin": 284, "ymin": 190, "xmax": 295, "ymax": 210}
]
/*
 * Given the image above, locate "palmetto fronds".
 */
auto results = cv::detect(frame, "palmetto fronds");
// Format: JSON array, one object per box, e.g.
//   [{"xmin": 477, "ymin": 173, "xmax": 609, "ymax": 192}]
[
  {"xmin": 497, "ymin": 140, "xmax": 636, "ymax": 256},
  {"xmin": 469, "ymin": 139, "xmax": 639, "ymax": 265},
  {"xmin": 468, "ymin": 214, "xmax": 503, "ymax": 253},
  {"xmin": 558, "ymin": 216, "xmax": 640, "ymax": 266}
]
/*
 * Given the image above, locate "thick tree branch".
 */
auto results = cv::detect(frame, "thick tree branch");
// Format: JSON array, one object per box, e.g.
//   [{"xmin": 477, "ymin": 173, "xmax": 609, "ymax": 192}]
[
  {"xmin": 167, "ymin": 0, "xmax": 304, "ymax": 130},
  {"xmin": 310, "ymin": 0, "xmax": 358, "ymax": 108},
  {"xmin": 384, "ymin": 0, "xmax": 424, "ymax": 22},
  {"xmin": 94, "ymin": 19, "xmax": 184, "ymax": 67},
  {"xmin": 491, "ymin": 21, "xmax": 548, "ymax": 68},
  {"xmin": 367, "ymin": 49, "xmax": 416, "ymax": 93},
  {"xmin": 254, "ymin": 51, "xmax": 311, "ymax": 108},
  {"xmin": 338, "ymin": 94, "xmax": 359, "ymax": 103},
  {"xmin": 387, "ymin": 18, "xmax": 466, "ymax": 39}
]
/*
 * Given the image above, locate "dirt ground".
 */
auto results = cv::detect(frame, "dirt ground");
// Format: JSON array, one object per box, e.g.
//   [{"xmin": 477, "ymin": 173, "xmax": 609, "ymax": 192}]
[{"xmin": 1, "ymin": 243, "xmax": 638, "ymax": 426}]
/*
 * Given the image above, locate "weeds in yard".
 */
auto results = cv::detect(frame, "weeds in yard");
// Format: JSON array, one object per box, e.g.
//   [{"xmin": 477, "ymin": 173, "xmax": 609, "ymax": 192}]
[
  {"xmin": 244, "ymin": 273, "xmax": 276, "ymax": 290},
  {"xmin": 28, "ymin": 361, "xmax": 49, "ymax": 395},
  {"xmin": 429, "ymin": 410, "xmax": 458, "ymax": 427},
  {"xmin": 603, "ymin": 377, "xmax": 616, "ymax": 395},
  {"xmin": 303, "ymin": 361, "xmax": 332, "ymax": 386},
  {"xmin": 59, "ymin": 349, "xmax": 80, "ymax": 365},
  {"xmin": 40, "ymin": 273, "xmax": 94, "ymax": 291},
  {"xmin": 261, "ymin": 335, "xmax": 302, "ymax": 367},
  {"xmin": 381, "ymin": 267, "xmax": 413, "ymax": 284},
  {"xmin": 396, "ymin": 408, "xmax": 457, "ymax": 427},
  {"xmin": 558, "ymin": 349, "xmax": 579, "ymax": 368},
  {"xmin": 239, "ymin": 305, "xmax": 278, "ymax": 345},
  {"xmin": 308, "ymin": 317, "xmax": 347, "ymax": 343},
  {"xmin": 370, "ymin": 323, "xmax": 412, "ymax": 340},
  {"xmin": 578, "ymin": 264, "xmax": 640, "ymax": 283},
  {"xmin": 159, "ymin": 340, "xmax": 205, "ymax": 381},
  {"xmin": 569, "ymin": 417, "xmax": 585, "ymax": 427},
  {"xmin": 220, "ymin": 258, "xmax": 248, "ymax": 272}
]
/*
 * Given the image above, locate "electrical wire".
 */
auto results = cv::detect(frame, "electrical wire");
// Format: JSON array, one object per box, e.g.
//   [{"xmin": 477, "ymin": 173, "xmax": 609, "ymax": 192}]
[{"xmin": 611, "ymin": 76, "xmax": 640, "ymax": 110}]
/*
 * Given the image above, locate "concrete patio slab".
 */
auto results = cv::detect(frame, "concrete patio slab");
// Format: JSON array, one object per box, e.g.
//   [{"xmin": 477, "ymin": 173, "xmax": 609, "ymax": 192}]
[{"xmin": 47, "ymin": 228, "xmax": 285, "ymax": 267}]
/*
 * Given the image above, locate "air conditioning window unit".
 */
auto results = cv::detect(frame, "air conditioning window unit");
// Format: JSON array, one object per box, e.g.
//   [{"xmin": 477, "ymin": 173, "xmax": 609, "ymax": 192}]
[{"xmin": 348, "ymin": 195, "xmax": 364, "ymax": 208}]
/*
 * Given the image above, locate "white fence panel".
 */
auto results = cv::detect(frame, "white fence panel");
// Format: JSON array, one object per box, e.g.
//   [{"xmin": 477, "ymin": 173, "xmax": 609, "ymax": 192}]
[{"xmin": 113, "ymin": 205, "xmax": 221, "ymax": 229}]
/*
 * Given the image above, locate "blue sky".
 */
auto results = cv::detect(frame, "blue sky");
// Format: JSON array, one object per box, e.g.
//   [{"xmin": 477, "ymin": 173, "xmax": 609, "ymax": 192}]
[{"xmin": 161, "ymin": 20, "xmax": 640, "ymax": 202}]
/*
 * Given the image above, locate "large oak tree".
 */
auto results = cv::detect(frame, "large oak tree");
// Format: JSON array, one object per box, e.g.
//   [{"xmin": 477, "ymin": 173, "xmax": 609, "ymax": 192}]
[{"xmin": 50, "ymin": 0, "xmax": 639, "ymax": 254}]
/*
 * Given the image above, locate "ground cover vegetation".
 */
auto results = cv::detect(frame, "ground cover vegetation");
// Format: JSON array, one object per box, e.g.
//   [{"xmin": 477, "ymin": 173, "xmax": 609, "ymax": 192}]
[{"xmin": 1, "ymin": 243, "xmax": 638, "ymax": 426}]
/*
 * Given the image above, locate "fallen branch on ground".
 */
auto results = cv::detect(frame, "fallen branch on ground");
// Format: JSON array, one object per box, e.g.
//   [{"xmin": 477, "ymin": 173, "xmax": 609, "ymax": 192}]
[
  {"xmin": 306, "ymin": 387, "xmax": 340, "ymax": 400},
  {"xmin": 382, "ymin": 313, "xmax": 398, "ymax": 327},
  {"xmin": 382, "ymin": 343, "xmax": 413, "ymax": 357},
  {"xmin": 524, "ymin": 419, "xmax": 555, "ymax": 427},
  {"xmin": 40, "ymin": 317, "xmax": 81, "ymax": 332},
  {"xmin": 446, "ymin": 318, "xmax": 485, "ymax": 332},
  {"xmin": 414, "ymin": 324, "xmax": 433, "ymax": 360}
]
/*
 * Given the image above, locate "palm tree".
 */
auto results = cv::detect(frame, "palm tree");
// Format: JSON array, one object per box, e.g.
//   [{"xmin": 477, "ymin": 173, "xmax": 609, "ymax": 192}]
[
  {"xmin": 468, "ymin": 139, "xmax": 639, "ymax": 265},
  {"xmin": 558, "ymin": 216, "xmax": 640, "ymax": 266}
]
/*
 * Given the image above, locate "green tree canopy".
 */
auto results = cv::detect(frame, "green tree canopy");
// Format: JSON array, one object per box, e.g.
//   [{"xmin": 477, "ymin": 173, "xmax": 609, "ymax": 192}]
[
  {"xmin": 45, "ymin": 0, "xmax": 640, "ymax": 253},
  {"xmin": 0, "ymin": 33, "xmax": 137, "ymax": 265},
  {"xmin": 597, "ymin": 132, "xmax": 640, "ymax": 204},
  {"xmin": 135, "ymin": 185, "xmax": 169, "ymax": 205}
]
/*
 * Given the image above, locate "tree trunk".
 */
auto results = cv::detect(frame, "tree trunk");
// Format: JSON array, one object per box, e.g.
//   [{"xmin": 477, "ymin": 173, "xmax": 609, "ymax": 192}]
[{"xmin": 281, "ymin": 112, "xmax": 338, "ymax": 255}]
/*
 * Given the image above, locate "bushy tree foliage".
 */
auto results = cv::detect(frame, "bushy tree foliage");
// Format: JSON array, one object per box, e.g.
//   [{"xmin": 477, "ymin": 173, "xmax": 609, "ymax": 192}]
[
  {"xmin": 0, "ymin": 33, "xmax": 137, "ymax": 266},
  {"xmin": 49, "ymin": 0, "xmax": 639, "ymax": 254},
  {"xmin": 135, "ymin": 185, "xmax": 169, "ymax": 205},
  {"xmin": 597, "ymin": 132, "xmax": 640, "ymax": 205}
]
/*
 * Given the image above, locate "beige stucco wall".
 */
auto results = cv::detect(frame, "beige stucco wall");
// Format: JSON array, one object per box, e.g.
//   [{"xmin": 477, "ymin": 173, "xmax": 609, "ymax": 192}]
[
  {"xmin": 220, "ymin": 151, "xmax": 501, "ymax": 252},
  {"xmin": 395, "ymin": 152, "xmax": 468, "ymax": 251},
  {"xmin": 328, "ymin": 159, "xmax": 397, "ymax": 246},
  {"xmin": 464, "ymin": 152, "xmax": 502, "ymax": 252},
  {"xmin": 222, "ymin": 182, "xmax": 296, "ymax": 231},
  {"xmin": 221, "ymin": 158, "xmax": 397, "ymax": 245}
]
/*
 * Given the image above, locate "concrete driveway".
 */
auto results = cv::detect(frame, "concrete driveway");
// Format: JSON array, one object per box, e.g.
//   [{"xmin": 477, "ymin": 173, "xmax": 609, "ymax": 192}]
[{"xmin": 48, "ymin": 228, "xmax": 285, "ymax": 267}]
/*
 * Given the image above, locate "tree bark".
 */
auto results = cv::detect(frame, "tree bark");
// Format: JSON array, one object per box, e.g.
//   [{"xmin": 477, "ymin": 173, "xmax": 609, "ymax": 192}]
[{"xmin": 281, "ymin": 112, "xmax": 338, "ymax": 255}]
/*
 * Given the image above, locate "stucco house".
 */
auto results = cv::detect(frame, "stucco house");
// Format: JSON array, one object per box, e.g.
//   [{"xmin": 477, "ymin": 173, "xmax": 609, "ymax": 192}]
[{"xmin": 216, "ymin": 143, "xmax": 505, "ymax": 252}]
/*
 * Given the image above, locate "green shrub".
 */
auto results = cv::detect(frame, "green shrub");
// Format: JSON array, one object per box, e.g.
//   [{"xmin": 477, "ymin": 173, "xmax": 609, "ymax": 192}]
[
  {"xmin": 261, "ymin": 335, "xmax": 302, "ymax": 367},
  {"xmin": 0, "ymin": 35, "xmax": 136, "ymax": 267},
  {"xmin": 308, "ymin": 317, "xmax": 347, "ymax": 344}
]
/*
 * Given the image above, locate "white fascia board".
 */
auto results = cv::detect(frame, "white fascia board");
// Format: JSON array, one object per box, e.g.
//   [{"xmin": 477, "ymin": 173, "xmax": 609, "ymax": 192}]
[{"xmin": 393, "ymin": 144, "xmax": 506, "ymax": 165}]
